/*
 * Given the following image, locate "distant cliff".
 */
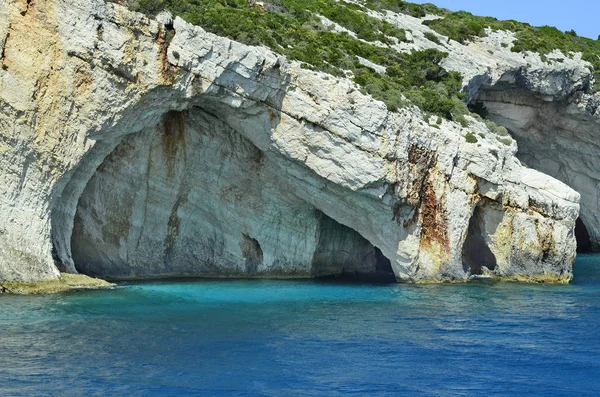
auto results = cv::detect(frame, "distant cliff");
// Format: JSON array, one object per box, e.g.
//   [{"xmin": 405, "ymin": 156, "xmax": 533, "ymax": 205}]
[{"xmin": 0, "ymin": 0, "xmax": 585, "ymax": 288}]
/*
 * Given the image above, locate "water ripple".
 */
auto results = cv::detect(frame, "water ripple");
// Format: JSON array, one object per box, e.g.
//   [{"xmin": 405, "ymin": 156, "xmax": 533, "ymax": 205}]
[{"xmin": 1, "ymin": 256, "xmax": 600, "ymax": 395}]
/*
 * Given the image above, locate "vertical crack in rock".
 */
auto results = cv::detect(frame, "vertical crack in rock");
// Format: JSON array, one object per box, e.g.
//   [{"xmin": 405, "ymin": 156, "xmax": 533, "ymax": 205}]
[
  {"xmin": 157, "ymin": 21, "xmax": 176, "ymax": 84},
  {"xmin": 96, "ymin": 23, "xmax": 103, "ymax": 41},
  {"xmin": 402, "ymin": 145, "xmax": 437, "ymax": 227},
  {"xmin": 0, "ymin": 32, "xmax": 8, "ymax": 70},
  {"xmin": 164, "ymin": 188, "xmax": 190, "ymax": 266},
  {"xmin": 0, "ymin": 14, "xmax": 10, "ymax": 71},
  {"xmin": 419, "ymin": 176, "xmax": 449, "ymax": 253},
  {"xmin": 162, "ymin": 110, "xmax": 189, "ymax": 268},
  {"xmin": 161, "ymin": 110, "xmax": 187, "ymax": 178},
  {"xmin": 536, "ymin": 221, "xmax": 555, "ymax": 264},
  {"xmin": 403, "ymin": 146, "xmax": 449, "ymax": 258}
]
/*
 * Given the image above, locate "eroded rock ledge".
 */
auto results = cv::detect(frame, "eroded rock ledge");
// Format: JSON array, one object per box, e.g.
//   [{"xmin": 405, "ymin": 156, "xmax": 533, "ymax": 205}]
[
  {"xmin": 473, "ymin": 75, "xmax": 600, "ymax": 252},
  {"xmin": 0, "ymin": 0, "xmax": 579, "ymax": 285}
]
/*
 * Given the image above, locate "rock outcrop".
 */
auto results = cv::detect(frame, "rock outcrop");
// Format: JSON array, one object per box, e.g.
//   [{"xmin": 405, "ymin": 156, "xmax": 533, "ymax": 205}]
[
  {"xmin": 366, "ymin": 7, "xmax": 600, "ymax": 253},
  {"xmin": 473, "ymin": 75, "xmax": 600, "ymax": 252},
  {"xmin": 0, "ymin": 0, "xmax": 580, "ymax": 284}
]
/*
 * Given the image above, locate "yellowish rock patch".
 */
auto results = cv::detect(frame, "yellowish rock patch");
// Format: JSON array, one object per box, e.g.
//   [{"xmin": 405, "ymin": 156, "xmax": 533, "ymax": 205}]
[{"xmin": 0, "ymin": 274, "xmax": 115, "ymax": 295}]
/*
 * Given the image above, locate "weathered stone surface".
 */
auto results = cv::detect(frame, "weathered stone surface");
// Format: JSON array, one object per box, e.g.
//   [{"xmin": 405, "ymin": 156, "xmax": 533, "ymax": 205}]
[
  {"xmin": 474, "ymin": 81, "xmax": 600, "ymax": 252},
  {"xmin": 0, "ymin": 273, "xmax": 114, "ymax": 295},
  {"xmin": 0, "ymin": 0, "xmax": 579, "ymax": 284},
  {"xmin": 366, "ymin": 7, "xmax": 599, "ymax": 252}
]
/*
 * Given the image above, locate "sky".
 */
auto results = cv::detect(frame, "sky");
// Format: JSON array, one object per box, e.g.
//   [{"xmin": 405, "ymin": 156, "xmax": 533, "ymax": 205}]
[{"xmin": 412, "ymin": 0, "xmax": 600, "ymax": 39}]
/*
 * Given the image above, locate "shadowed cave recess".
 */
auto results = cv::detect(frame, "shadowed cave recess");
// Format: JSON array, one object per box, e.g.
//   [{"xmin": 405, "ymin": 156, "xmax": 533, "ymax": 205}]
[
  {"xmin": 462, "ymin": 205, "xmax": 498, "ymax": 276},
  {"xmin": 67, "ymin": 109, "xmax": 396, "ymax": 282},
  {"xmin": 575, "ymin": 218, "xmax": 592, "ymax": 253}
]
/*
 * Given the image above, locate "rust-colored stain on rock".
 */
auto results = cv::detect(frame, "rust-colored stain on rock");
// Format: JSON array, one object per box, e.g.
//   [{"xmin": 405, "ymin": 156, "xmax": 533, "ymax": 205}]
[
  {"xmin": 157, "ymin": 24, "xmax": 176, "ymax": 84},
  {"xmin": 401, "ymin": 145, "xmax": 450, "ymax": 255},
  {"xmin": 418, "ymin": 175, "xmax": 450, "ymax": 253}
]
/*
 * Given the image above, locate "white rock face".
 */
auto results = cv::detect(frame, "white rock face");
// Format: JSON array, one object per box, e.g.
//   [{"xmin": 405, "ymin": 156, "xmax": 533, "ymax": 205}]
[
  {"xmin": 475, "ymin": 81, "xmax": 600, "ymax": 250},
  {"xmin": 365, "ymin": 5, "xmax": 600, "ymax": 251},
  {"xmin": 0, "ymin": 0, "xmax": 580, "ymax": 283}
]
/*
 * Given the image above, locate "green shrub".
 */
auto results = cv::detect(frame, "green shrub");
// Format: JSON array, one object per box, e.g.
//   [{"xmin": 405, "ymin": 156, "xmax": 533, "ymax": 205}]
[
  {"xmin": 423, "ymin": 11, "xmax": 491, "ymax": 44},
  {"xmin": 497, "ymin": 136, "xmax": 512, "ymax": 146},
  {"xmin": 494, "ymin": 126, "xmax": 510, "ymax": 136},
  {"xmin": 424, "ymin": 31, "xmax": 441, "ymax": 45},
  {"xmin": 423, "ymin": 9, "xmax": 600, "ymax": 92},
  {"xmin": 362, "ymin": 0, "xmax": 448, "ymax": 18},
  {"xmin": 465, "ymin": 132, "xmax": 478, "ymax": 143},
  {"xmin": 455, "ymin": 115, "xmax": 469, "ymax": 128}
]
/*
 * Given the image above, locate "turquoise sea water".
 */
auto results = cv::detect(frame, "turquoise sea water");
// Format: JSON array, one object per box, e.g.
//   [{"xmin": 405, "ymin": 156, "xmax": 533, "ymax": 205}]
[{"xmin": 2, "ymin": 256, "xmax": 600, "ymax": 396}]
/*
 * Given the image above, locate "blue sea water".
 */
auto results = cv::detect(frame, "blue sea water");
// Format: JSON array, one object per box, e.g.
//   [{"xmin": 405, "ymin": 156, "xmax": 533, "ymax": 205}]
[{"xmin": 2, "ymin": 256, "xmax": 600, "ymax": 396}]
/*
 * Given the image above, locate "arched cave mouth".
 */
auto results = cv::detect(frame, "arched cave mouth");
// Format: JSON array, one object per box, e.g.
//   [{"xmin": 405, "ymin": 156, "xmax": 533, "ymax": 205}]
[
  {"xmin": 311, "ymin": 211, "xmax": 396, "ymax": 283},
  {"xmin": 67, "ymin": 109, "xmax": 396, "ymax": 284},
  {"xmin": 575, "ymin": 218, "xmax": 592, "ymax": 253},
  {"xmin": 462, "ymin": 206, "xmax": 497, "ymax": 276}
]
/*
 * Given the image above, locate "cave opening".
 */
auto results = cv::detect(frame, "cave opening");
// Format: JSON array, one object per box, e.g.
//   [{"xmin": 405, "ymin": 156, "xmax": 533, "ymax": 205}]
[
  {"xmin": 240, "ymin": 233, "xmax": 263, "ymax": 274},
  {"xmin": 462, "ymin": 206, "xmax": 497, "ymax": 276},
  {"xmin": 575, "ymin": 218, "xmax": 592, "ymax": 253},
  {"xmin": 64, "ymin": 108, "xmax": 397, "ymax": 283},
  {"xmin": 311, "ymin": 211, "xmax": 395, "ymax": 283}
]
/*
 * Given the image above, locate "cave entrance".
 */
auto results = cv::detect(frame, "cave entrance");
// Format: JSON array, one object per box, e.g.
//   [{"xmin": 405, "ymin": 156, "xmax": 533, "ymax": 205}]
[
  {"xmin": 575, "ymin": 218, "xmax": 592, "ymax": 253},
  {"xmin": 311, "ymin": 211, "xmax": 395, "ymax": 283},
  {"xmin": 462, "ymin": 206, "xmax": 497, "ymax": 276}
]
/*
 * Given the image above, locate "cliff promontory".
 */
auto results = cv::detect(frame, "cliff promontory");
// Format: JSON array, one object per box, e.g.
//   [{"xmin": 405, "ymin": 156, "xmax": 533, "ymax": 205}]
[{"xmin": 0, "ymin": 0, "xmax": 587, "ymax": 288}]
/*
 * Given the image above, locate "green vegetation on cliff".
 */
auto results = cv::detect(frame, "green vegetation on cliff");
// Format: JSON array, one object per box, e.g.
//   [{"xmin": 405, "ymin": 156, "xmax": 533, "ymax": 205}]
[
  {"xmin": 115, "ymin": 0, "xmax": 600, "ymax": 118},
  {"xmin": 424, "ymin": 11, "xmax": 600, "ymax": 88},
  {"xmin": 117, "ymin": 0, "xmax": 467, "ymax": 118},
  {"xmin": 361, "ymin": 0, "xmax": 446, "ymax": 18}
]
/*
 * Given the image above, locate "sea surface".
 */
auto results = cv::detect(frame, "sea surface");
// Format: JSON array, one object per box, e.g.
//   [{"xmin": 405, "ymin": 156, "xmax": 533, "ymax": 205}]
[{"xmin": 2, "ymin": 256, "xmax": 600, "ymax": 396}]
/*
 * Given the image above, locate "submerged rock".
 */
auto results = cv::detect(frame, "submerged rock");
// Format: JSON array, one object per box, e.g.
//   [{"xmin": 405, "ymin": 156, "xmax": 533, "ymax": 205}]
[
  {"xmin": 0, "ymin": 273, "xmax": 114, "ymax": 295},
  {"xmin": 0, "ymin": 0, "xmax": 580, "ymax": 284}
]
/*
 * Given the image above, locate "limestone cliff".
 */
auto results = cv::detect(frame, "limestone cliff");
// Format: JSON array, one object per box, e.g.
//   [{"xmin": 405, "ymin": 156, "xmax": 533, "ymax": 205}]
[
  {"xmin": 0, "ymin": 0, "xmax": 580, "ymax": 285},
  {"xmin": 366, "ymin": 7, "xmax": 600, "ymax": 253}
]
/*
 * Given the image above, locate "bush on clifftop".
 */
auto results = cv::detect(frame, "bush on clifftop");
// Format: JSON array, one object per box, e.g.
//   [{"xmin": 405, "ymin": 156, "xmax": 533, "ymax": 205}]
[
  {"xmin": 113, "ymin": 0, "xmax": 469, "ymax": 119},
  {"xmin": 114, "ymin": 0, "xmax": 600, "ymax": 120}
]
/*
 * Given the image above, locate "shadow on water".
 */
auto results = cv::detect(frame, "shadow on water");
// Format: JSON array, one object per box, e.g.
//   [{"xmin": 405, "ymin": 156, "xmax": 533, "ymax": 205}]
[{"xmin": 572, "ymin": 253, "xmax": 600, "ymax": 285}]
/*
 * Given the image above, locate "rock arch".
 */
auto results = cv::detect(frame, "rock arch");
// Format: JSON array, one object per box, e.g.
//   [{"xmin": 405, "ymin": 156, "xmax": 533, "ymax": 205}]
[
  {"xmin": 472, "ymin": 74, "xmax": 600, "ymax": 251},
  {"xmin": 65, "ymin": 107, "xmax": 398, "ymax": 281}
]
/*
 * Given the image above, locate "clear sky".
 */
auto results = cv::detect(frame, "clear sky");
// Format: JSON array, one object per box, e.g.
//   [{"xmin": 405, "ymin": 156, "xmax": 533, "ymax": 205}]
[{"xmin": 412, "ymin": 0, "xmax": 599, "ymax": 39}]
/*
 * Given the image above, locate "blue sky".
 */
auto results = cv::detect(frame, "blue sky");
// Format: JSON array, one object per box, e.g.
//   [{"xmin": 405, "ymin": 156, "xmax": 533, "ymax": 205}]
[{"xmin": 412, "ymin": 0, "xmax": 599, "ymax": 39}]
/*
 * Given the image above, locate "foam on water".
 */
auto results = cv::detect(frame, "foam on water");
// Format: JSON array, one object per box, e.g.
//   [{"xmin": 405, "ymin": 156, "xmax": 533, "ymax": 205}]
[{"xmin": 1, "ymin": 256, "xmax": 600, "ymax": 396}]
